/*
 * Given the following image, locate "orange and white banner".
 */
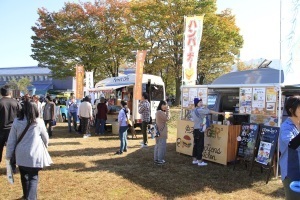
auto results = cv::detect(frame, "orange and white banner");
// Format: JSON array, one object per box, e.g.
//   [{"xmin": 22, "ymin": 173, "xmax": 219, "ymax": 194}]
[
  {"xmin": 134, "ymin": 50, "xmax": 147, "ymax": 100},
  {"xmin": 76, "ymin": 65, "xmax": 84, "ymax": 99},
  {"xmin": 281, "ymin": 1, "xmax": 300, "ymax": 86},
  {"xmin": 182, "ymin": 16, "xmax": 204, "ymax": 85}
]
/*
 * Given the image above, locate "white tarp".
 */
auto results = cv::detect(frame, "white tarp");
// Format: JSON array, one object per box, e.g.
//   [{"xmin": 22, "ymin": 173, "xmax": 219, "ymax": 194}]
[{"xmin": 281, "ymin": 0, "xmax": 300, "ymax": 85}]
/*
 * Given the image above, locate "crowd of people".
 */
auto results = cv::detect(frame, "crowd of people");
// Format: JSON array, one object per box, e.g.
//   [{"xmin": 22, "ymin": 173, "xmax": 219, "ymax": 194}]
[
  {"xmin": 1, "ymin": 84, "xmax": 300, "ymax": 199},
  {"xmin": 0, "ymin": 85, "xmax": 53, "ymax": 200}
]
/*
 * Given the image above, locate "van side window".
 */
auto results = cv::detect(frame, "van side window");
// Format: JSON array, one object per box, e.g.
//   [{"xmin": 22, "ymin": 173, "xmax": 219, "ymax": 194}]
[{"xmin": 208, "ymin": 94, "xmax": 217, "ymax": 109}]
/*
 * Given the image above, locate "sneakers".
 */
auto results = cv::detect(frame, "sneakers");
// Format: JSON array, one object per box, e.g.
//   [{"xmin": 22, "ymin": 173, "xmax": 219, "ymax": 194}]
[
  {"xmin": 87, "ymin": 133, "xmax": 91, "ymax": 137},
  {"xmin": 192, "ymin": 160, "xmax": 198, "ymax": 165},
  {"xmin": 155, "ymin": 160, "xmax": 166, "ymax": 165},
  {"xmin": 198, "ymin": 161, "xmax": 208, "ymax": 166},
  {"xmin": 83, "ymin": 134, "xmax": 89, "ymax": 138},
  {"xmin": 123, "ymin": 149, "xmax": 127, "ymax": 152},
  {"xmin": 141, "ymin": 144, "xmax": 148, "ymax": 148},
  {"xmin": 115, "ymin": 151, "xmax": 123, "ymax": 155}
]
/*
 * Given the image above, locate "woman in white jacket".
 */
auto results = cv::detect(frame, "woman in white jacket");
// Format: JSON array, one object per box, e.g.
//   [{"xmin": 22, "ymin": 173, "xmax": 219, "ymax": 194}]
[
  {"xmin": 6, "ymin": 100, "xmax": 52, "ymax": 200},
  {"xmin": 115, "ymin": 100, "xmax": 130, "ymax": 155}
]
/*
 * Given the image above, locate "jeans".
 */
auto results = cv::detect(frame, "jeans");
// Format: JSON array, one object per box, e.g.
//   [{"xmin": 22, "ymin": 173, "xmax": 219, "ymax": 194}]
[
  {"xmin": 154, "ymin": 137, "xmax": 167, "ymax": 161},
  {"xmin": 192, "ymin": 129, "xmax": 204, "ymax": 160},
  {"xmin": 68, "ymin": 112, "xmax": 78, "ymax": 132},
  {"xmin": 119, "ymin": 126, "xmax": 128, "ymax": 152},
  {"xmin": 95, "ymin": 118, "xmax": 106, "ymax": 134},
  {"xmin": 44, "ymin": 120, "xmax": 53, "ymax": 137},
  {"xmin": 0, "ymin": 129, "xmax": 10, "ymax": 163},
  {"xmin": 19, "ymin": 166, "xmax": 42, "ymax": 200},
  {"xmin": 142, "ymin": 121, "xmax": 148, "ymax": 145}
]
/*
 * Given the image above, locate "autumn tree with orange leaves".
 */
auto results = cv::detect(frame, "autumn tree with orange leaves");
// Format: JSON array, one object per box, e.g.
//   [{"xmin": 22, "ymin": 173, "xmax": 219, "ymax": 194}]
[
  {"xmin": 31, "ymin": 0, "xmax": 135, "ymax": 80},
  {"xmin": 31, "ymin": 0, "xmax": 243, "ymax": 105}
]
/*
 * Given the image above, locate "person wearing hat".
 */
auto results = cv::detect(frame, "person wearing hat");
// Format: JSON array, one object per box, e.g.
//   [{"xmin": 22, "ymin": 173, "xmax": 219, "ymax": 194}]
[{"xmin": 191, "ymin": 98, "xmax": 223, "ymax": 166}]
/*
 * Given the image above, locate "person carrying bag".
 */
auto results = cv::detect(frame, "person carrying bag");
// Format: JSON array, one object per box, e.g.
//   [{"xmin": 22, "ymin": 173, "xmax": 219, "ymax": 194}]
[
  {"xmin": 10, "ymin": 122, "xmax": 32, "ymax": 174},
  {"xmin": 6, "ymin": 100, "xmax": 53, "ymax": 200}
]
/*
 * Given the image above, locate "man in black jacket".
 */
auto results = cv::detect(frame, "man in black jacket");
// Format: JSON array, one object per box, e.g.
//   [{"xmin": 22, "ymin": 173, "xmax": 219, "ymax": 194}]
[{"xmin": 0, "ymin": 85, "xmax": 21, "ymax": 163}]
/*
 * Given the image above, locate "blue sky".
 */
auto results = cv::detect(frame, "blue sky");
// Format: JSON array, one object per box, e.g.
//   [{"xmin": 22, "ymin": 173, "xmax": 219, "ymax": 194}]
[{"xmin": 0, "ymin": 0, "xmax": 280, "ymax": 68}]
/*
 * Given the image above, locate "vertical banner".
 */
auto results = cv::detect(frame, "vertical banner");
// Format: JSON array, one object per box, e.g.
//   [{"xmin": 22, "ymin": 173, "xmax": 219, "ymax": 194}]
[
  {"xmin": 76, "ymin": 65, "xmax": 84, "ymax": 99},
  {"xmin": 85, "ymin": 71, "xmax": 94, "ymax": 95},
  {"xmin": 134, "ymin": 50, "xmax": 147, "ymax": 100},
  {"xmin": 182, "ymin": 16, "xmax": 204, "ymax": 85},
  {"xmin": 281, "ymin": 0, "xmax": 300, "ymax": 85}
]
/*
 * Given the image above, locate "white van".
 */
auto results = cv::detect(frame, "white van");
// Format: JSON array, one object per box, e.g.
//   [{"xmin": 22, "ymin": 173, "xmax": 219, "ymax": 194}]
[{"xmin": 91, "ymin": 74, "xmax": 165, "ymax": 127}]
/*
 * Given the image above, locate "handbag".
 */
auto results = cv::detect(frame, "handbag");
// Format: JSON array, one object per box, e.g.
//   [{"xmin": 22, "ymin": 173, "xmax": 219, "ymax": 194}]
[
  {"xmin": 10, "ymin": 122, "xmax": 32, "ymax": 173},
  {"xmin": 51, "ymin": 120, "xmax": 57, "ymax": 126},
  {"xmin": 154, "ymin": 123, "xmax": 165, "ymax": 137},
  {"xmin": 124, "ymin": 109, "xmax": 132, "ymax": 127},
  {"xmin": 41, "ymin": 141, "xmax": 53, "ymax": 167}
]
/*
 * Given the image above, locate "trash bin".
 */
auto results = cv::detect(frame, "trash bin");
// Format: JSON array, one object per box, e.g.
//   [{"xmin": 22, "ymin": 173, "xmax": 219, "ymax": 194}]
[{"xmin": 111, "ymin": 122, "xmax": 119, "ymax": 135}]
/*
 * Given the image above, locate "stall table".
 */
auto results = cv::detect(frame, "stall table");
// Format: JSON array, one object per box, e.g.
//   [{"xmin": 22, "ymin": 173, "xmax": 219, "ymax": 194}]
[{"xmin": 176, "ymin": 120, "xmax": 241, "ymax": 165}]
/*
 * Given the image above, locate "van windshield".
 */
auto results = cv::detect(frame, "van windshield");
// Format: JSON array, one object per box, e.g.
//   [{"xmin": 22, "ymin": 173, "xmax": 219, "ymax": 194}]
[{"xmin": 150, "ymin": 85, "xmax": 164, "ymax": 101}]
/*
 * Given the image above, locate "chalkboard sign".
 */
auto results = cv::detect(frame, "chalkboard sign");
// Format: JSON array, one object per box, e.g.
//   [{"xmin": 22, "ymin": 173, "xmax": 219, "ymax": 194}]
[
  {"xmin": 236, "ymin": 123, "xmax": 259, "ymax": 161},
  {"xmin": 255, "ymin": 125, "xmax": 280, "ymax": 166}
]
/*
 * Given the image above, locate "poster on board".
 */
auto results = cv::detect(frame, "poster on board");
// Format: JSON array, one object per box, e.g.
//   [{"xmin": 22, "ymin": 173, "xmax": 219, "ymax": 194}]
[
  {"xmin": 265, "ymin": 87, "xmax": 277, "ymax": 115},
  {"xmin": 255, "ymin": 125, "xmax": 280, "ymax": 166},
  {"xmin": 252, "ymin": 88, "xmax": 266, "ymax": 114},
  {"xmin": 240, "ymin": 88, "xmax": 252, "ymax": 114}
]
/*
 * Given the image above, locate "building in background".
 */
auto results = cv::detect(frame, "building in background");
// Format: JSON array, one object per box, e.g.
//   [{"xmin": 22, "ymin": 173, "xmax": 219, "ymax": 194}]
[{"xmin": 0, "ymin": 66, "xmax": 75, "ymax": 96}]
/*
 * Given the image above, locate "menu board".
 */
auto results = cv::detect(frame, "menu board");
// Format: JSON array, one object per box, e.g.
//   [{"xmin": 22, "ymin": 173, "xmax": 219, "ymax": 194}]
[
  {"xmin": 236, "ymin": 123, "xmax": 259, "ymax": 161},
  {"xmin": 239, "ymin": 88, "xmax": 252, "ymax": 114},
  {"xmin": 265, "ymin": 87, "xmax": 277, "ymax": 115},
  {"xmin": 181, "ymin": 87, "xmax": 208, "ymax": 109},
  {"xmin": 239, "ymin": 87, "xmax": 278, "ymax": 116},
  {"xmin": 255, "ymin": 125, "xmax": 280, "ymax": 166},
  {"xmin": 250, "ymin": 115, "xmax": 278, "ymax": 127},
  {"xmin": 252, "ymin": 88, "xmax": 266, "ymax": 114}
]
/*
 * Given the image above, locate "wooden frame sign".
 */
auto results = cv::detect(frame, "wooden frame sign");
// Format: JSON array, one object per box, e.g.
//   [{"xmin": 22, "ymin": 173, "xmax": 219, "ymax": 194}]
[
  {"xmin": 236, "ymin": 123, "xmax": 259, "ymax": 162},
  {"xmin": 255, "ymin": 125, "xmax": 280, "ymax": 166}
]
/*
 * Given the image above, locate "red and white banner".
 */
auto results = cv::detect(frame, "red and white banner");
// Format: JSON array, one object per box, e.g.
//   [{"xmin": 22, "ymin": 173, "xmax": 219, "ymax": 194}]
[
  {"xmin": 76, "ymin": 65, "xmax": 84, "ymax": 99},
  {"xmin": 281, "ymin": 0, "xmax": 300, "ymax": 86},
  {"xmin": 182, "ymin": 16, "xmax": 204, "ymax": 85},
  {"xmin": 134, "ymin": 50, "xmax": 147, "ymax": 100}
]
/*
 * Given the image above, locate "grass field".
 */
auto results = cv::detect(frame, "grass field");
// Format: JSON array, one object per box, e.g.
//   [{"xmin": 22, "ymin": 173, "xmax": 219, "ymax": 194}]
[{"xmin": 0, "ymin": 109, "xmax": 285, "ymax": 200}]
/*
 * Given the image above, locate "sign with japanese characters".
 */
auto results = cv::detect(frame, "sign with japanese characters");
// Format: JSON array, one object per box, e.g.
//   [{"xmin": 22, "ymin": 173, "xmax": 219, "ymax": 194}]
[
  {"xmin": 182, "ymin": 16, "xmax": 204, "ymax": 85},
  {"xmin": 236, "ymin": 123, "xmax": 259, "ymax": 161},
  {"xmin": 76, "ymin": 65, "xmax": 84, "ymax": 99},
  {"xmin": 134, "ymin": 50, "xmax": 147, "ymax": 100}
]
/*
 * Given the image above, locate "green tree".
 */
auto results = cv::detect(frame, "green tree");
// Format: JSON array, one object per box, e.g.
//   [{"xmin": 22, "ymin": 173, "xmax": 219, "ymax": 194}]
[
  {"xmin": 129, "ymin": 1, "xmax": 243, "ymax": 105},
  {"xmin": 237, "ymin": 61, "xmax": 256, "ymax": 71},
  {"xmin": 31, "ymin": 0, "xmax": 243, "ymax": 106},
  {"xmin": 31, "ymin": 1, "xmax": 135, "ymax": 79},
  {"xmin": 7, "ymin": 78, "xmax": 32, "ymax": 94}
]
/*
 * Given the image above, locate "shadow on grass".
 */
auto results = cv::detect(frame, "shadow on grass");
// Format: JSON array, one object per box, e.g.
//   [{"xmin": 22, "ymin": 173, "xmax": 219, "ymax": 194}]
[
  {"xmin": 45, "ymin": 162, "xmax": 86, "ymax": 171},
  {"xmin": 74, "ymin": 142, "xmax": 285, "ymax": 199},
  {"xmin": 49, "ymin": 123, "xmax": 285, "ymax": 199},
  {"xmin": 50, "ymin": 142, "xmax": 82, "ymax": 146},
  {"xmin": 49, "ymin": 147, "xmax": 119, "ymax": 157}
]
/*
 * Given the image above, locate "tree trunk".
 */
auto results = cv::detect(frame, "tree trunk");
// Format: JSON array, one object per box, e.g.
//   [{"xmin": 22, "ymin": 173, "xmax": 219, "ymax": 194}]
[{"xmin": 174, "ymin": 77, "xmax": 181, "ymax": 106}]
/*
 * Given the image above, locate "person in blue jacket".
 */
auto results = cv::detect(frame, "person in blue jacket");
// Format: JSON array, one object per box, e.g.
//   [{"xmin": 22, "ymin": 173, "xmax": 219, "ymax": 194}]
[{"xmin": 279, "ymin": 96, "xmax": 300, "ymax": 200}]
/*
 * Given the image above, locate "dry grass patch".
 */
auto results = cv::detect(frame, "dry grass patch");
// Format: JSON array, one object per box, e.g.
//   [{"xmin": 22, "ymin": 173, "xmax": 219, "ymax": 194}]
[{"xmin": 0, "ymin": 109, "xmax": 285, "ymax": 199}]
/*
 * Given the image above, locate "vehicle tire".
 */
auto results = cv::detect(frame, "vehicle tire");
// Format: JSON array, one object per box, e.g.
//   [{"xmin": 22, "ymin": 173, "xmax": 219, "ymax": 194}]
[{"xmin": 62, "ymin": 114, "xmax": 66, "ymax": 122}]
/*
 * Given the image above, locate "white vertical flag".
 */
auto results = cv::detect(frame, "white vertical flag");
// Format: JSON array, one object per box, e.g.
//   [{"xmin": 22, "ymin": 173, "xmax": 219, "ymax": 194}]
[
  {"xmin": 281, "ymin": 0, "xmax": 300, "ymax": 85},
  {"xmin": 182, "ymin": 16, "xmax": 204, "ymax": 85}
]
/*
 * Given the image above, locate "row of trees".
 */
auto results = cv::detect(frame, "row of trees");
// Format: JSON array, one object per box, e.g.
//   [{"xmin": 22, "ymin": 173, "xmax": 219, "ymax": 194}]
[{"xmin": 31, "ymin": 0, "xmax": 243, "ymax": 105}]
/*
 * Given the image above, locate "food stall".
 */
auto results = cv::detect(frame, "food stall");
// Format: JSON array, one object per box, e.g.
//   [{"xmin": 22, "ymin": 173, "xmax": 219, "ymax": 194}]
[{"xmin": 176, "ymin": 68, "xmax": 288, "ymax": 165}]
